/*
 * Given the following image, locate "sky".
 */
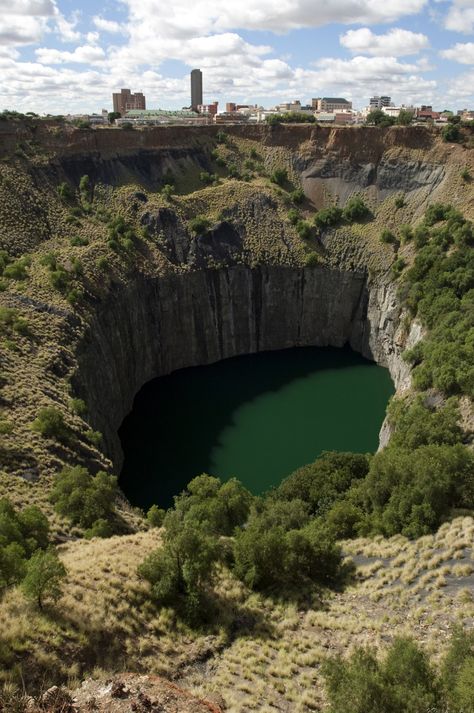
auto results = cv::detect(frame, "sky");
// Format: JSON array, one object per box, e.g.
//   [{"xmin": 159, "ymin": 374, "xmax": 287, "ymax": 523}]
[{"xmin": 0, "ymin": 0, "xmax": 474, "ymax": 114}]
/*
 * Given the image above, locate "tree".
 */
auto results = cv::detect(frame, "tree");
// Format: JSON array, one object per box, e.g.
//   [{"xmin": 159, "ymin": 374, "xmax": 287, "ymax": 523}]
[
  {"xmin": 343, "ymin": 196, "xmax": 371, "ymax": 222},
  {"xmin": 396, "ymin": 110, "xmax": 414, "ymax": 126},
  {"xmin": 366, "ymin": 109, "xmax": 395, "ymax": 127},
  {"xmin": 270, "ymin": 168, "xmax": 288, "ymax": 186},
  {"xmin": 50, "ymin": 466, "xmax": 117, "ymax": 530},
  {"xmin": 21, "ymin": 549, "xmax": 66, "ymax": 609},
  {"xmin": 108, "ymin": 111, "xmax": 121, "ymax": 124}
]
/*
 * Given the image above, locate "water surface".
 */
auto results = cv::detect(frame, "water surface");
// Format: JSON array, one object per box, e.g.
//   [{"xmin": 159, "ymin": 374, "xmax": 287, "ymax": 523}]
[{"xmin": 119, "ymin": 346, "xmax": 394, "ymax": 509}]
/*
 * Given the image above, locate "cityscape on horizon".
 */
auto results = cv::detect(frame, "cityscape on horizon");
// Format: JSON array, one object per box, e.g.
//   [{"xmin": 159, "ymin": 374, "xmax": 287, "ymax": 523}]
[{"xmin": 1, "ymin": 1, "xmax": 474, "ymax": 116}]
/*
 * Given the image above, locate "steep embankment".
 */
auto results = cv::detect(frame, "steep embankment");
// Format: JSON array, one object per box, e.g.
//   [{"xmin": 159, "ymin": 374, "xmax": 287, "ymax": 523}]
[{"xmin": 0, "ymin": 122, "xmax": 472, "ymax": 496}]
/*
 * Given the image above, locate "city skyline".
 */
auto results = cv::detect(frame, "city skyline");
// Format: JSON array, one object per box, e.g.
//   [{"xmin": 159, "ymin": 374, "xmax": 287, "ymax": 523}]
[{"xmin": 1, "ymin": 1, "xmax": 474, "ymax": 114}]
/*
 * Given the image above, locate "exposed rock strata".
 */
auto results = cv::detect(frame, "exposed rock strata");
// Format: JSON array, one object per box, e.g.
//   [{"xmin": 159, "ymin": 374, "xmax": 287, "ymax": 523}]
[{"xmin": 75, "ymin": 264, "xmax": 410, "ymax": 473}]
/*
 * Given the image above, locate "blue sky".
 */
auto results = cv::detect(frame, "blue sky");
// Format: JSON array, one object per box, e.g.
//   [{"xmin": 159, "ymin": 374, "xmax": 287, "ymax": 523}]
[{"xmin": 1, "ymin": 0, "xmax": 473, "ymax": 114}]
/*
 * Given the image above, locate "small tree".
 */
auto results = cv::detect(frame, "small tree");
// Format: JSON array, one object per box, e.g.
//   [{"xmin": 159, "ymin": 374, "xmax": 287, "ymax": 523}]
[
  {"xmin": 31, "ymin": 407, "xmax": 68, "ymax": 441},
  {"xmin": 21, "ymin": 549, "xmax": 66, "ymax": 609},
  {"xmin": 270, "ymin": 168, "xmax": 288, "ymax": 186}
]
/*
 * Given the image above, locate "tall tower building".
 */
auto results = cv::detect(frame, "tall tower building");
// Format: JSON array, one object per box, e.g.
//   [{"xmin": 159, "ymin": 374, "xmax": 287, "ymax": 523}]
[{"xmin": 191, "ymin": 69, "xmax": 203, "ymax": 112}]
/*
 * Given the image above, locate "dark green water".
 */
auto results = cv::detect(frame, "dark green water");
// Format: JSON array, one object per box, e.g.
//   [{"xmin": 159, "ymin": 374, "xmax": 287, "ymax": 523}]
[{"xmin": 119, "ymin": 346, "xmax": 394, "ymax": 510}]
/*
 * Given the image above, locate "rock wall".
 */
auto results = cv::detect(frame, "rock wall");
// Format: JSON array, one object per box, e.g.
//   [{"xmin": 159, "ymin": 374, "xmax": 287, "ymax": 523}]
[{"xmin": 74, "ymin": 264, "xmax": 409, "ymax": 473}]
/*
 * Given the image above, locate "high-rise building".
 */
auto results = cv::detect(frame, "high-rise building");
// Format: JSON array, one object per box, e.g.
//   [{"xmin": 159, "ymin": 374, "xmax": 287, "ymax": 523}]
[
  {"xmin": 112, "ymin": 88, "xmax": 146, "ymax": 116},
  {"xmin": 191, "ymin": 69, "xmax": 203, "ymax": 112}
]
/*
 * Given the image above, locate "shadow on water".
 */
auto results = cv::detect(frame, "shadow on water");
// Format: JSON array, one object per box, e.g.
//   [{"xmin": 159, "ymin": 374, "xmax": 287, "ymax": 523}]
[{"xmin": 119, "ymin": 345, "xmax": 394, "ymax": 510}]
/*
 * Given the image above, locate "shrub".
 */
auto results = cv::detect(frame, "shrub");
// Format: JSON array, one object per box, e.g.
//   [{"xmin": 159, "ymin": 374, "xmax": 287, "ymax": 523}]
[
  {"xmin": 380, "ymin": 229, "xmax": 397, "ymax": 244},
  {"xmin": 0, "ymin": 499, "xmax": 50, "ymax": 591},
  {"xmin": 3, "ymin": 257, "xmax": 30, "ymax": 281},
  {"xmin": 323, "ymin": 638, "xmax": 440, "ymax": 713},
  {"xmin": 305, "ymin": 251, "xmax": 321, "ymax": 267},
  {"xmin": 296, "ymin": 220, "xmax": 312, "ymax": 239},
  {"xmin": 216, "ymin": 130, "xmax": 228, "ymax": 144},
  {"xmin": 189, "ymin": 216, "xmax": 211, "ymax": 235},
  {"xmin": 288, "ymin": 208, "xmax": 300, "ymax": 225},
  {"xmin": 70, "ymin": 398, "xmax": 87, "ymax": 416},
  {"xmin": 461, "ymin": 167, "xmax": 471, "ymax": 182},
  {"xmin": 442, "ymin": 124, "xmax": 461, "ymax": 142},
  {"xmin": 270, "ymin": 168, "xmax": 288, "ymax": 186},
  {"xmin": 147, "ymin": 505, "xmax": 165, "ymax": 528},
  {"xmin": 290, "ymin": 188, "xmax": 305, "ymax": 204},
  {"xmin": 69, "ymin": 236, "xmax": 89, "ymax": 247},
  {"xmin": 399, "ymin": 224, "xmax": 413, "ymax": 243},
  {"xmin": 314, "ymin": 206, "xmax": 342, "ymax": 229},
  {"xmin": 50, "ymin": 466, "xmax": 118, "ymax": 529},
  {"xmin": 31, "ymin": 407, "xmax": 68, "ymax": 441},
  {"xmin": 161, "ymin": 183, "xmax": 174, "ymax": 200},
  {"xmin": 57, "ymin": 182, "xmax": 73, "ymax": 201},
  {"xmin": 343, "ymin": 196, "xmax": 371, "ymax": 222},
  {"xmin": 394, "ymin": 195, "xmax": 405, "ymax": 208},
  {"xmin": 85, "ymin": 429, "xmax": 102, "ymax": 447},
  {"xmin": 199, "ymin": 171, "xmax": 216, "ymax": 185}
]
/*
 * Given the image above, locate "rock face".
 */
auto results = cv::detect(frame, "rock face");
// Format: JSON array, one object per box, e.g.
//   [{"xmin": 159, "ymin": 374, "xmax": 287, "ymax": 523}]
[{"xmin": 74, "ymin": 263, "xmax": 409, "ymax": 473}]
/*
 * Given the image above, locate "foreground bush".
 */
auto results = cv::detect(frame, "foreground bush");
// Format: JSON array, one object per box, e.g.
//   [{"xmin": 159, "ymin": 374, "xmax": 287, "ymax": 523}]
[
  {"xmin": 50, "ymin": 466, "xmax": 118, "ymax": 532},
  {"xmin": 323, "ymin": 629, "xmax": 474, "ymax": 713},
  {"xmin": 0, "ymin": 499, "xmax": 50, "ymax": 592}
]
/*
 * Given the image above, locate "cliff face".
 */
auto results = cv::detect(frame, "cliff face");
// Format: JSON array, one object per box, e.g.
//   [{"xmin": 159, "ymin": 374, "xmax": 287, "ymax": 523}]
[{"xmin": 74, "ymin": 264, "xmax": 408, "ymax": 472}]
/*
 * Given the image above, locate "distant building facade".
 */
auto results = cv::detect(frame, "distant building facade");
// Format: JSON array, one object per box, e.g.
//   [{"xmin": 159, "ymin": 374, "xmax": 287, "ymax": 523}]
[
  {"xmin": 198, "ymin": 101, "xmax": 218, "ymax": 116},
  {"xmin": 312, "ymin": 97, "xmax": 352, "ymax": 112},
  {"xmin": 191, "ymin": 69, "xmax": 203, "ymax": 111},
  {"xmin": 112, "ymin": 89, "xmax": 146, "ymax": 116},
  {"xmin": 369, "ymin": 96, "xmax": 392, "ymax": 110}
]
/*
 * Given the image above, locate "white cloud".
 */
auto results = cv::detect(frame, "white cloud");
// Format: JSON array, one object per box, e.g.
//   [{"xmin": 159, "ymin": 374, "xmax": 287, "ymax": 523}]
[
  {"xmin": 441, "ymin": 41, "xmax": 474, "ymax": 64},
  {"xmin": 36, "ymin": 45, "xmax": 106, "ymax": 65},
  {"xmin": 446, "ymin": 68, "xmax": 474, "ymax": 100},
  {"xmin": 0, "ymin": 0, "xmax": 55, "ymax": 16},
  {"xmin": 444, "ymin": 0, "xmax": 474, "ymax": 34},
  {"xmin": 93, "ymin": 16, "xmax": 123, "ymax": 34},
  {"xmin": 340, "ymin": 27, "xmax": 429, "ymax": 56},
  {"xmin": 54, "ymin": 11, "xmax": 81, "ymax": 42}
]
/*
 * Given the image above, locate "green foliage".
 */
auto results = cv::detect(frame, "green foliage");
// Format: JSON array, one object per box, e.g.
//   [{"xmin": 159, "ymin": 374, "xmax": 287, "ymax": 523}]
[
  {"xmin": 189, "ymin": 215, "xmax": 211, "ymax": 235},
  {"xmin": 85, "ymin": 429, "xmax": 102, "ymax": 447},
  {"xmin": 342, "ymin": 196, "xmax": 371, "ymax": 222},
  {"xmin": 275, "ymin": 452, "xmax": 369, "ymax": 519},
  {"xmin": 147, "ymin": 505, "xmax": 165, "ymax": 528},
  {"xmin": 270, "ymin": 168, "xmax": 288, "ymax": 186},
  {"xmin": 107, "ymin": 215, "xmax": 137, "ymax": 252},
  {"xmin": 399, "ymin": 224, "xmax": 413, "ymax": 243},
  {"xmin": 394, "ymin": 195, "xmax": 405, "ymax": 208},
  {"xmin": 400, "ymin": 207, "xmax": 474, "ymax": 398},
  {"xmin": 314, "ymin": 206, "xmax": 343, "ymax": 229},
  {"xmin": 31, "ymin": 407, "xmax": 68, "ymax": 441},
  {"xmin": 366, "ymin": 109, "xmax": 395, "ymax": 127},
  {"xmin": 380, "ymin": 229, "xmax": 397, "ymax": 244},
  {"xmin": 50, "ymin": 466, "xmax": 118, "ymax": 530},
  {"xmin": 0, "ymin": 499, "xmax": 50, "ymax": 592},
  {"xmin": 461, "ymin": 167, "xmax": 471, "ymax": 181},
  {"xmin": 323, "ymin": 637, "xmax": 440, "ymax": 713},
  {"xmin": 391, "ymin": 257, "xmax": 406, "ymax": 278},
  {"xmin": 199, "ymin": 171, "xmax": 218, "ymax": 185},
  {"xmin": 108, "ymin": 111, "xmax": 121, "ymax": 123},
  {"xmin": 0, "ymin": 307, "xmax": 31, "ymax": 338},
  {"xmin": 441, "ymin": 627, "xmax": 474, "ymax": 712},
  {"xmin": 139, "ymin": 475, "xmax": 252, "ymax": 618},
  {"xmin": 216, "ymin": 130, "xmax": 228, "ymax": 144},
  {"xmin": 304, "ymin": 251, "xmax": 321, "ymax": 267},
  {"xmin": 296, "ymin": 220, "xmax": 312, "ymax": 239},
  {"xmin": 287, "ymin": 208, "xmax": 300, "ymax": 225},
  {"xmin": 57, "ymin": 182, "xmax": 73, "ymax": 201},
  {"xmin": 266, "ymin": 112, "xmax": 316, "ymax": 125},
  {"xmin": 69, "ymin": 235, "xmax": 89, "ymax": 247},
  {"xmin": 362, "ymin": 444, "xmax": 474, "ymax": 537},
  {"xmin": 233, "ymin": 499, "xmax": 342, "ymax": 591},
  {"xmin": 70, "ymin": 398, "xmax": 87, "ymax": 416},
  {"xmin": 442, "ymin": 123, "xmax": 461, "ymax": 142},
  {"xmin": 290, "ymin": 188, "xmax": 305, "ymax": 204},
  {"xmin": 161, "ymin": 183, "xmax": 174, "ymax": 200},
  {"xmin": 21, "ymin": 548, "xmax": 66, "ymax": 609},
  {"xmin": 396, "ymin": 110, "xmax": 414, "ymax": 126},
  {"xmin": 3, "ymin": 256, "xmax": 30, "ymax": 281}
]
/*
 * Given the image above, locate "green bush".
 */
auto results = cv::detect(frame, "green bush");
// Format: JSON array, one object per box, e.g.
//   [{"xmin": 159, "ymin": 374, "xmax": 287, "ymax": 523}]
[
  {"xmin": 3, "ymin": 257, "xmax": 30, "ymax": 281},
  {"xmin": 147, "ymin": 505, "xmax": 165, "ymax": 528},
  {"xmin": 270, "ymin": 168, "xmax": 288, "ymax": 186},
  {"xmin": 461, "ymin": 167, "xmax": 471, "ymax": 182},
  {"xmin": 314, "ymin": 206, "xmax": 342, "ymax": 229},
  {"xmin": 70, "ymin": 398, "xmax": 87, "ymax": 416},
  {"xmin": 399, "ymin": 224, "xmax": 413, "ymax": 243},
  {"xmin": 323, "ymin": 638, "xmax": 440, "ymax": 713},
  {"xmin": 304, "ymin": 251, "xmax": 321, "ymax": 267},
  {"xmin": 394, "ymin": 195, "xmax": 405, "ymax": 208},
  {"xmin": 31, "ymin": 407, "xmax": 68, "ymax": 441},
  {"xmin": 288, "ymin": 208, "xmax": 300, "ymax": 225},
  {"xmin": 296, "ymin": 220, "xmax": 312, "ymax": 239},
  {"xmin": 290, "ymin": 188, "xmax": 305, "ymax": 204},
  {"xmin": 442, "ymin": 124, "xmax": 461, "ymax": 142},
  {"xmin": 50, "ymin": 466, "xmax": 118, "ymax": 530},
  {"xmin": 57, "ymin": 182, "xmax": 73, "ymax": 201},
  {"xmin": 343, "ymin": 196, "xmax": 371, "ymax": 222},
  {"xmin": 189, "ymin": 216, "xmax": 211, "ymax": 235},
  {"xmin": 380, "ymin": 229, "xmax": 397, "ymax": 244},
  {"xmin": 161, "ymin": 183, "xmax": 174, "ymax": 199}
]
